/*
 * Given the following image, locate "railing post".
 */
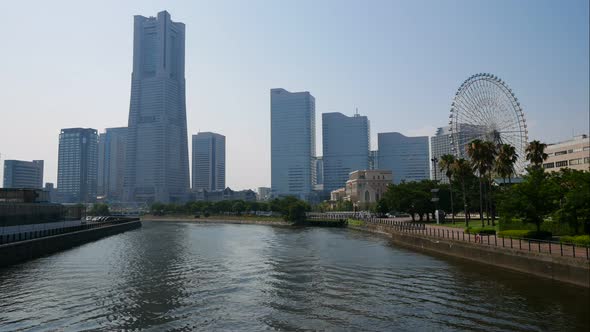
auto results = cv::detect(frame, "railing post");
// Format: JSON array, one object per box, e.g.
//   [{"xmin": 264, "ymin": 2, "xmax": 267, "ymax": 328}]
[
  {"xmin": 560, "ymin": 242, "xmax": 563, "ymax": 256},
  {"xmin": 538, "ymin": 242, "xmax": 541, "ymax": 253},
  {"xmin": 549, "ymin": 242, "xmax": 551, "ymax": 254},
  {"xmin": 528, "ymin": 240, "xmax": 531, "ymax": 252},
  {"xmin": 494, "ymin": 235, "xmax": 497, "ymax": 246},
  {"xmin": 573, "ymin": 244, "xmax": 576, "ymax": 258},
  {"xmin": 510, "ymin": 237, "xmax": 513, "ymax": 249},
  {"xmin": 502, "ymin": 236, "xmax": 505, "ymax": 247}
]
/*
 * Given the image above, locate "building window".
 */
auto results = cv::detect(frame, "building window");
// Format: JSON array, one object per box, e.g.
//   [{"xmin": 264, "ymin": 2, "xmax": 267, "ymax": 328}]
[
  {"xmin": 584, "ymin": 157, "xmax": 589, "ymax": 164},
  {"xmin": 543, "ymin": 162, "xmax": 554, "ymax": 169},
  {"xmin": 583, "ymin": 146, "xmax": 590, "ymax": 151},
  {"xmin": 554, "ymin": 151, "xmax": 567, "ymax": 156},
  {"xmin": 364, "ymin": 190, "xmax": 370, "ymax": 202},
  {"xmin": 569, "ymin": 158, "xmax": 583, "ymax": 165},
  {"xmin": 556, "ymin": 161, "xmax": 568, "ymax": 167}
]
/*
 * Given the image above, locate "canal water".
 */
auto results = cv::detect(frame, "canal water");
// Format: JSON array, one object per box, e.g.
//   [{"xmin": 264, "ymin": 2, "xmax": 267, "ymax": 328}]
[{"xmin": 0, "ymin": 221, "xmax": 588, "ymax": 331}]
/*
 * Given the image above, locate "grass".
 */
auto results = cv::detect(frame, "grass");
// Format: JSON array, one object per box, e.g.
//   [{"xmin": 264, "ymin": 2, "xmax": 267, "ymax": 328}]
[
  {"xmin": 347, "ymin": 219, "xmax": 366, "ymax": 227},
  {"xmin": 560, "ymin": 235, "xmax": 590, "ymax": 246}
]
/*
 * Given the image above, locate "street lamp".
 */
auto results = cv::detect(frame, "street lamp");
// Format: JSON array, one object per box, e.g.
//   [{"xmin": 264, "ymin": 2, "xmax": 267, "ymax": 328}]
[{"xmin": 430, "ymin": 157, "xmax": 439, "ymax": 182}]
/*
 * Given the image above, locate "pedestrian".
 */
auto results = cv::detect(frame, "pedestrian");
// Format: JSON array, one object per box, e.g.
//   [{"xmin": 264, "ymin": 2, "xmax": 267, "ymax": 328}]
[{"xmin": 475, "ymin": 234, "xmax": 480, "ymax": 243}]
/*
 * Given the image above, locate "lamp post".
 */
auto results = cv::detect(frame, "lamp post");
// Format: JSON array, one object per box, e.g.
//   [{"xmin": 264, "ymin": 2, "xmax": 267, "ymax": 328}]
[{"xmin": 431, "ymin": 157, "xmax": 438, "ymax": 182}]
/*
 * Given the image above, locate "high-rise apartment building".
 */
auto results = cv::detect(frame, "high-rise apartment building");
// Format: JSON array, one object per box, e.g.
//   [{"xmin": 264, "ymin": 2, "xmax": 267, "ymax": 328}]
[
  {"xmin": 322, "ymin": 112, "xmax": 370, "ymax": 192},
  {"xmin": 271, "ymin": 88, "xmax": 316, "ymax": 200},
  {"xmin": 98, "ymin": 127, "xmax": 127, "ymax": 201},
  {"xmin": 3, "ymin": 160, "xmax": 44, "ymax": 189},
  {"xmin": 378, "ymin": 132, "xmax": 429, "ymax": 184},
  {"xmin": 124, "ymin": 11, "xmax": 189, "ymax": 203},
  {"xmin": 192, "ymin": 132, "xmax": 226, "ymax": 191},
  {"xmin": 57, "ymin": 128, "xmax": 98, "ymax": 203}
]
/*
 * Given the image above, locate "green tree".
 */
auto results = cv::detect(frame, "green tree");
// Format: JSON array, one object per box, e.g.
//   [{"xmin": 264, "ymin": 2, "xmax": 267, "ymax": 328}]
[
  {"xmin": 552, "ymin": 169, "xmax": 590, "ymax": 234},
  {"xmin": 89, "ymin": 203, "xmax": 110, "ymax": 216},
  {"xmin": 438, "ymin": 154, "xmax": 456, "ymax": 223},
  {"xmin": 498, "ymin": 167, "xmax": 557, "ymax": 232},
  {"xmin": 495, "ymin": 143, "xmax": 518, "ymax": 184},
  {"xmin": 285, "ymin": 200, "xmax": 308, "ymax": 223},
  {"xmin": 232, "ymin": 200, "xmax": 246, "ymax": 215},
  {"xmin": 525, "ymin": 140, "xmax": 548, "ymax": 169},
  {"xmin": 467, "ymin": 140, "xmax": 497, "ymax": 227},
  {"xmin": 452, "ymin": 158, "xmax": 473, "ymax": 227}
]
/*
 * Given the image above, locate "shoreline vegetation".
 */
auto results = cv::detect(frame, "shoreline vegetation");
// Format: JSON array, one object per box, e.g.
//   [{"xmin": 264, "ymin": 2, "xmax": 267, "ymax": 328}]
[{"xmin": 142, "ymin": 215, "xmax": 349, "ymax": 227}]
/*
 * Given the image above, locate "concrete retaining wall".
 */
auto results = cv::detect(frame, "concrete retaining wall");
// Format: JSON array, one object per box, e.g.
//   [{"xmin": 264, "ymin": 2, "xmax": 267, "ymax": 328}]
[
  {"xmin": 0, "ymin": 220, "xmax": 141, "ymax": 268},
  {"xmin": 351, "ymin": 223, "xmax": 590, "ymax": 288}
]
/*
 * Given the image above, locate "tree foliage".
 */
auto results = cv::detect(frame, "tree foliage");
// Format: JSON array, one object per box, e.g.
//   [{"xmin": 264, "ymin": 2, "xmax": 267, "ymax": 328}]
[{"xmin": 89, "ymin": 203, "xmax": 110, "ymax": 216}]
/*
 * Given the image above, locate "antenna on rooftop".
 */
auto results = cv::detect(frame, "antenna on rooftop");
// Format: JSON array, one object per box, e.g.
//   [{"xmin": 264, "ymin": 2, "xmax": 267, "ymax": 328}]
[{"xmin": 355, "ymin": 107, "xmax": 359, "ymax": 117}]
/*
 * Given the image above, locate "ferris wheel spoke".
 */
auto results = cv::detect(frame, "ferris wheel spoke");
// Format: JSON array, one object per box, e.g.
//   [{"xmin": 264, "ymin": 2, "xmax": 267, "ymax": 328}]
[{"xmin": 449, "ymin": 74, "xmax": 527, "ymax": 172}]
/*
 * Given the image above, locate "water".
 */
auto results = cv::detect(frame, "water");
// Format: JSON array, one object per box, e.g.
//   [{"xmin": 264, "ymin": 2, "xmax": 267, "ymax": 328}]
[{"xmin": 0, "ymin": 221, "xmax": 588, "ymax": 331}]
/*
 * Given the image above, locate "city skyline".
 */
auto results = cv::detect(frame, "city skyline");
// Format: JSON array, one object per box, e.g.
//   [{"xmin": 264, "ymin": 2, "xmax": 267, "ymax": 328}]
[{"xmin": 0, "ymin": 1, "xmax": 588, "ymax": 190}]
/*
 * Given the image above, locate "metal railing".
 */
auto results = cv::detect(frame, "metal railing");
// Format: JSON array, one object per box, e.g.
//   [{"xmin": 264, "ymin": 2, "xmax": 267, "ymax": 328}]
[
  {"xmin": 0, "ymin": 218, "xmax": 139, "ymax": 246},
  {"xmin": 308, "ymin": 213, "xmax": 589, "ymax": 260}
]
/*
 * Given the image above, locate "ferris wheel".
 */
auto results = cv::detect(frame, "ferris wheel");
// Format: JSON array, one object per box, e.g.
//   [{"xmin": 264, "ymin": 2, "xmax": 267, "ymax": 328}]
[{"xmin": 448, "ymin": 73, "xmax": 528, "ymax": 174}]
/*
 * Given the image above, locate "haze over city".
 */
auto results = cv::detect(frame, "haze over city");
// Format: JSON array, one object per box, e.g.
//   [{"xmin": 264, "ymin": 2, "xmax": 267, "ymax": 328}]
[{"xmin": 0, "ymin": 0, "xmax": 588, "ymax": 190}]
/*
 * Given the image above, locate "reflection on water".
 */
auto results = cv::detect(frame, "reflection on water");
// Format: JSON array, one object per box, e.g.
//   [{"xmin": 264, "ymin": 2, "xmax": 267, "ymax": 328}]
[{"xmin": 0, "ymin": 221, "xmax": 588, "ymax": 331}]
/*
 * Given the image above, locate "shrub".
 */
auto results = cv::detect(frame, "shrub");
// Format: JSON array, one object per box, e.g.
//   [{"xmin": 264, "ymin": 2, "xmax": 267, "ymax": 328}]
[
  {"xmin": 497, "ymin": 230, "xmax": 552, "ymax": 240},
  {"xmin": 560, "ymin": 235, "xmax": 590, "ymax": 246},
  {"xmin": 465, "ymin": 227, "xmax": 496, "ymax": 235}
]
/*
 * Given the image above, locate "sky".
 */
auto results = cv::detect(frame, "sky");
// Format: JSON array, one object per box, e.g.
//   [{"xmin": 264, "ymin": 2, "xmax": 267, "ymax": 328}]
[{"xmin": 0, "ymin": 0, "xmax": 588, "ymax": 190}]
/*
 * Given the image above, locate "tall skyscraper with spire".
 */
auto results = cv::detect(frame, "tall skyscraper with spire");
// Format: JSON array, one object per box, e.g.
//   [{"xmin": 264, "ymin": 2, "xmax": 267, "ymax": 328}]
[{"xmin": 124, "ymin": 11, "xmax": 189, "ymax": 203}]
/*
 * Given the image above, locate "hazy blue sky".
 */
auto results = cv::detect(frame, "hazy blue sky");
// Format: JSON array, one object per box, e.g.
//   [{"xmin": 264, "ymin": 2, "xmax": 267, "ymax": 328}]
[{"xmin": 0, "ymin": 0, "xmax": 588, "ymax": 189}]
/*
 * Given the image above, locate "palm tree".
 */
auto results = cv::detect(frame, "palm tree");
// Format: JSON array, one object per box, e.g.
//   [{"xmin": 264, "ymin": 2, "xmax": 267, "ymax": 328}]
[
  {"xmin": 526, "ymin": 140, "xmax": 548, "ymax": 169},
  {"xmin": 466, "ymin": 140, "xmax": 497, "ymax": 227},
  {"xmin": 438, "ymin": 154, "xmax": 456, "ymax": 223},
  {"xmin": 452, "ymin": 158, "xmax": 472, "ymax": 227},
  {"xmin": 495, "ymin": 144, "xmax": 518, "ymax": 184}
]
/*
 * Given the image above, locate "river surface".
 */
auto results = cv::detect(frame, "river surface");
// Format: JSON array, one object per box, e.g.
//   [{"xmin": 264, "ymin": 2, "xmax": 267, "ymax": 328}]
[{"xmin": 0, "ymin": 221, "xmax": 588, "ymax": 331}]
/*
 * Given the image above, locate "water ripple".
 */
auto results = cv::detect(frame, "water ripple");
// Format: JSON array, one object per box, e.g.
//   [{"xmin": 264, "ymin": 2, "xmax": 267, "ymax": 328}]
[{"xmin": 0, "ymin": 221, "xmax": 588, "ymax": 331}]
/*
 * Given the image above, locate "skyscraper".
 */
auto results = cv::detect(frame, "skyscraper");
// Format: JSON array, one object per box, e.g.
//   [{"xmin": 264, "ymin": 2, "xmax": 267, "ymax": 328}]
[
  {"xmin": 322, "ymin": 112, "xmax": 370, "ymax": 192},
  {"xmin": 124, "ymin": 11, "xmax": 189, "ymax": 203},
  {"xmin": 430, "ymin": 126, "xmax": 452, "ymax": 183},
  {"xmin": 57, "ymin": 128, "xmax": 98, "ymax": 203},
  {"xmin": 271, "ymin": 88, "xmax": 316, "ymax": 200},
  {"xmin": 378, "ymin": 132, "xmax": 429, "ymax": 184},
  {"xmin": 192, "ymin": 132, "xmax": 226, "ymax": 191},
  {"xmin": 3, "ymin": 160, "xmax": 44, "ymax": 189},
  {"xmin": 98, "ymin": 127, "xmax": 127, "ymax": 200}
]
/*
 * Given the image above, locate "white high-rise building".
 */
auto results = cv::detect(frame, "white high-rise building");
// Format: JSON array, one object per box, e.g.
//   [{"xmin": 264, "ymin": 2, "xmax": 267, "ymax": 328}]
[
  {"xmin": 271, "ymin": 88, "xmax": 316, "ymax": 200},
  {"xmin": 322, "ymin": 112, "xmax": 370, "ymax": 192},
  {"xmin": 378, "ymin": 132, "xmax": 429, "ymax": 184},
  {"xmin": 124, "ymin": 11, "xmax": 189, "ymax": 203},
  {"xmin": 192, "ymin": 132, "xmax": 226, "ymax": 191},
  {"xmin": 98, "ymin": 127, "xmax": 127, "ymax": 201},
  {"xmin": 57, "ymin": 128, "xmax": 98, "ymax": 203}
]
